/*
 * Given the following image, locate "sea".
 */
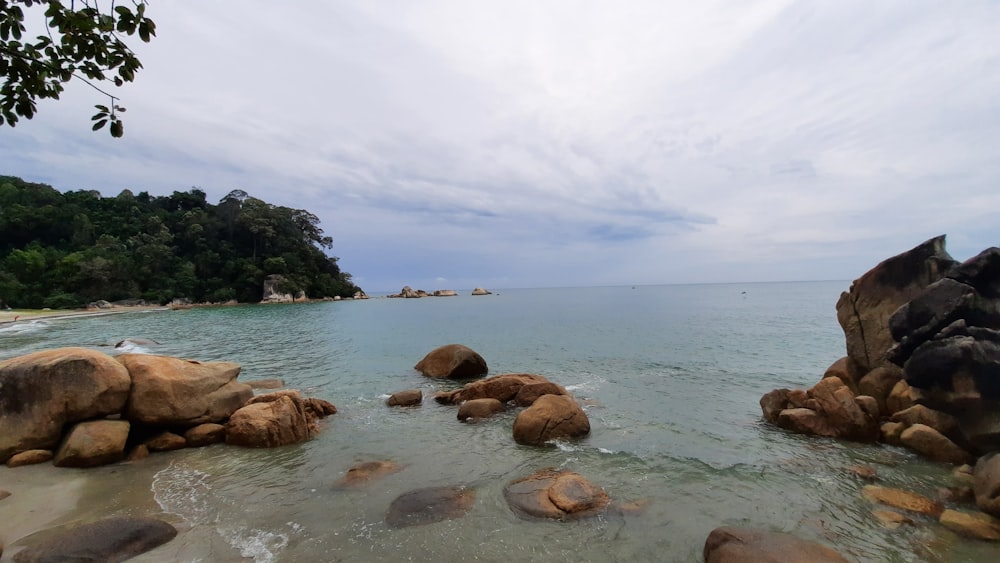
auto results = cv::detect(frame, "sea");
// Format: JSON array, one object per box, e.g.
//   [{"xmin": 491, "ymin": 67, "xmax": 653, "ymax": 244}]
[{"xmin": 0, "ymin": 282, "xmax": 992, "ymax": 562}]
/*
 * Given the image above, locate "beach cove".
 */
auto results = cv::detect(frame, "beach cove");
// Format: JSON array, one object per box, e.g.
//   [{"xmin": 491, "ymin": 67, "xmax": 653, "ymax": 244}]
[{"xmin": 1, "ymin": 283, "xmax": 996, "ymax": 561}]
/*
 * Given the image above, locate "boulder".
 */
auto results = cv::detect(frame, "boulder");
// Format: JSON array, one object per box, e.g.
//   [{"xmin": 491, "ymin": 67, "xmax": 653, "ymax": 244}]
[
  {"xmin": 974, "ymin": 453, "xmax": 1000, "ymax": 517},
  {"xmin": 961, "ymin": 404, "xmax": 1000, "ymax": 453},
  {"xmin": 703, "ymin": 527, "xmax": 849, "ymax": 563},
  {"xmin": 513, "ymin": 394, "xmax": 590, "ymax": 446},
  {"xmin": 939, "ymin": 509, "xmax": 1000, "ymax": 541},
  {"xmin": 144, "ymin": 431, "xmax": 187, "ymax": 452},
  {"xmin": 886, "ymin": 380, "xmax": 920, "ymax": 414},
  {"xmin": 471, "ymin": 287, "xmax": 492, "ymax": 295},
  {"xmin": 514, "ymin": 382, "xmax": 568, "ymax": 406},
  {"xmin": 823, "ymin": 356, "xmax": 861, "ymax": 394},
  {"xmin": 119, "ymin": 354, "xmax": 251, "ymax": 427},
  {"xmin": 0, "ymin": 347, "xmax": 131, "ymax": 462},
  {"xmin": 862, "ymin": 485, "xmax": 942, "ymax": 516},
  {"xmin": 386, "ymin": 389, "xmax": 422, "ymax": 407},
  {"xmin": 432, "ymin": 289, "xmax": 457, "ymax": 297},
  {"xmin": 836, "ymin": 236, "xmax": 955, "ymax": 375},
  {"xmin": 53, "ymin": 420, "xmax": 131, "ymax": 468},
  {"xmin": 226, "ymin": 394, "xmax": 310, "ymax": 448},
  {"xmin": 334, "ymin": 460, "xmax": 404, "ymax": 488},
  {"xmin": 303, "ymin": 397, "xmax": 338, "ymax": 420},
  {"xmin": 809, "ymin": 376, "xmax": 878, "ymax": 440},
  {"xmin": 127, "ymin": 444, "xmax": 149, "ymax": 462},
  {"xmin": 880, "ymin": 421, "xmax": 905, "ymax": 445},
  {"xmin": 414, "ymin": 344, "xmax": 488, "ymax": 379},
  {"xmin": 858, "ymin": 366, "xmax": 903, "ymax": 414},
  {"xmin": 435, "ymin": 373, "xmax": 553, "ymax": 405},
  {"xmin": 457, "ymin": 398, "xmax": 504, "ymax": 421},
  {"xmin": 899, "ymin": 424, "xmax": 972, "ymax": 464},
  {"xmin": 6, "ymin": 449, "xmax": 53, "ymax": 468},
  {"xmin": 777, "ymin": 408, "xmax": 836, "ymax": 437},
  {"xmin": 503, "ymin": 468, "xmax": 610, "ymax": 520},
  {"xmin": 759, "ymin": 388, "xmax": 790, "ymax": 423},
  {"xmin": 887, "ymin": 278, "xmax": 978, "ymax": 365},
  {"xmin": 12, "ymin": 516, "xmax": 176, "ymax": 562},
  {"xmin": 184, "ymin": 423, "xmax": 226, "ymax": 447},
  {"xmin": 385, "ymin": 486, "xmax": 475, "ymax": 528},
  {"xmin": 890, "ymin": 405, "xmax": 960, "ymax": 438}
]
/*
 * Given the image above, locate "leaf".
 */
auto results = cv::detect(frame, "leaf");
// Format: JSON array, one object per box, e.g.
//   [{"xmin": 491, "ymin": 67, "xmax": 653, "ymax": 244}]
[{"xmin": 92, "ymin": 119, "xmax": 108, "ymax": 131}]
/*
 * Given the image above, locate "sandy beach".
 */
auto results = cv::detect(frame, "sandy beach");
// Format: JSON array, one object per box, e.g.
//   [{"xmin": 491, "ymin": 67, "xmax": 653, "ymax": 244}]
[{"xmin": 0, "ymin": 306, "xmax": 171, "ymax": 326}]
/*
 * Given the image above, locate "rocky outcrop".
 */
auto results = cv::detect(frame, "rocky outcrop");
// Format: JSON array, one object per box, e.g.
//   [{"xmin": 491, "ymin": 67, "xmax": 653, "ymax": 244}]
[
  {"xmin": 12, "ymin": 516, "xmax": 177, "ymax": 562},
  {"xmin": 471, "ymin": 287, "xmax": 492, "ymax": 295},
  {"xmin": 765, "ymin": 375, "xmax": 879, "ymax": 441},
  {"xmin": 119, "ymin": 354, "xmax": 252, "ymax": 427},
  {"xmin": 433, "ymin": 289, "xmax": 458, "ymax": 296},
  {"xmin": 53, "ymin": 420, "xmax": 131, "ymax": 468},
  {"xmin": 703, "ymin": 527, "xmax": 849, "ymax": 563},
  {"xmin": 512, "ymin": 394, "xmax": 591, "ymax": 446},
  {"xmin": 385, "ymin": 486, "xmax": 475, "ymax": 528},
  {"xmin": 388, "ymin": 286, "xmax": 428, "ymax": 298},
  {"xmin": 261, "ymin": 274, "xmax": 295, "ymax": 303},
  {"xmin": 503, "ymin": 468, "xmax": 610, "ymax": 520},
  {"xmin": 386, "ymin": 389, "xmax": 422, "ymax": 407},
  {"xmin": 414, "ymin": 344, "xmax": 488, "ymax": 379},
  {"xmin": 0, "ymin": 347, "xmax": 131, "ymax": 462},
  {"xmin": 435, "ymin": 373, "xmax": 556, "ymax": 405}
]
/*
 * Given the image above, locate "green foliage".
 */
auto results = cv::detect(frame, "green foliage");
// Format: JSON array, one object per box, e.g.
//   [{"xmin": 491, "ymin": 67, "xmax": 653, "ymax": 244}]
[
  {"xmin": 0, "ymin": 175, "xmax": 362, "ymax": 308},
  {"xmin": 0, "ymin": 1, "xmax": 156, "ymax": 137}
]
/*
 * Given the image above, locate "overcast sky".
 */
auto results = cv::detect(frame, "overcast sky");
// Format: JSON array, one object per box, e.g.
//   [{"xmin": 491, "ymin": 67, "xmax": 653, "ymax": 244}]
[{"xmin": 2, "ymin": 1, "xmax": 998, "ymax": 292}]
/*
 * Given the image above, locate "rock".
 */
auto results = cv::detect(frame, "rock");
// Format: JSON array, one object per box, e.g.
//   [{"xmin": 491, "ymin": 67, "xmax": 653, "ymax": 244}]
[
  {"xmin": 703, "ymin": 527, "xmax": 849, "ymax": 563},
  {"xmin": 6, "ymin": 449, "xmax": 53, "ymax": 467},
  {"xmin": 0, "ymin": 347, "xmax": 131, "ymax": 462},
  {"xmin": 515, "ymin": 382, "xmax": 568, "ymax": 406},
  {"xmin": 937, "ymin": 486, "xmax": 974, "ymax": 504},
  {"xmin": 955, "ymin": 463, "xmax": 975, "ymax": 483},
  {"xmin": 0, "ymin": 489, "xmax": 9, "ymax": 501},
  {"xmin": 226, "ymin": 394, "xmax": 310, "ymax": 448},
  {"xmin": 261, "ymin": 274, "xmax": 294, "ymax": 303},
  {"xmin": 471, "ymin": 287, "xmax": 492, "ymax": 295},
  {"xmin": 886, "ymin": 380, "xmax": 920, "ymax": 414},
  {"xmin": 823, "ymin": 356, "xmax": 861, "ymax": 394},
  {"xmin": 809, "ymin": 376, "xmax": 878, "ymax": 440},
  {"xmin": 334, "ymin": 460, "xmax": 404, "ymax": 488},
  {"xmin": 760, "ymin": 388, "xmax": 790, "ymax": 422},
  {"xmin": 777, "ymin": 408, "xmax": 836, "ymax": 437},
  {"xmin": 144, "ymin": 431, "xmax": 187, "ymax": 452},
  {"xmin": 899, "ymin": 423, "xmax": 972, "ymax": 465},
  {"xmin": 385, "ymin": 486, "xmax": 475, "ymax": 528},
  {"xmin": 902, "ymin": 325, "xmax": 1000, "ymax": 398},
  {"xmin": 114, "ymin": 337, "xmax": 160, "ymax": 349},
  {"xmin": 881, "ymin": 421, "xmax": 906, "ymax": 445},
  {"xmin": 855, "ymin": 395, "xmax": 880, "ymax": 420},
  {"xmin": 939, "ymin": 509, "xmax": 1000, "ymax": 540},
  {"xmin": 12, "ymin": 516, "xmax": 176, "ymax": 562},
  {"xmin": 388, "ymin": 285, "xmax": 422, "ymax": 299},
  {"xmin": 887, "ymin": 278, "xmax": 978, "ymax": 365},
  {"xmin": 118, "ymin": 354, "xmax": 251, "ymax": 427},
  {"xmin": 386, "ymin": 389, "xmax": 422, "ymax": 407},
  {"xmin": 862, "ymin": 485, "xmax": 943, "ymax": 516},
  {"xmin": 503, "ymin": 468, "xmax": 610, "ymax": 520},
  {"xmin": 432, "ymin": 289, "xmax": 457, "ymax": 296},
  {"xmin": 871, "ymin": 509, "xmax": 914, "ymax": 529},
  {"xmin": 974, "ymin": 453, "xmax": 1000, "ymax": 517},
  {"xmin": 246, "ymin": 378, "xmax": 284, "ymax": 390},
  {"xmin": 858, "ymin": 366, "xmax": 903, "ymax": 414},
  {"xmin": 457, "ymin": 398, "xmax": 504, "ymax": 421},
  {"xmin": 303, "ymin": 397, "xmax": 337, "ymax": 419},
  {"xmin": 513, "ymin": 394, "xmax": 590, "ymax": 446},
  {"xmin": 847, "ymin": 465, "xmax": 878, "ymax": 481},
  {"xmin": 835, "ymin": 236, "xmax": 956, "ymax": 375},
  {"xmin": 126, "ymin": 444, "xmax": 149, "ymax": 462},
  {"xmin": 414, "ymin": 344, "xmax": 488, "ymax": 379},
  {"xmin": 53, "ymin": 420, "xmax": 131, "ymax": 468},
  {"xmin": 184, "ymin": 423, "xmax": 227, "ymax": 447},
  {"xmin": 959, "ymin": 403, "xmax": 1000, "ymax": 452},
  {"xmin": 890, "ymin": 405, "xmax": 960, "ymax": 438},
  {"xmin": 435, "ymin": 373, "xmax": 553, "ymax": 404}
]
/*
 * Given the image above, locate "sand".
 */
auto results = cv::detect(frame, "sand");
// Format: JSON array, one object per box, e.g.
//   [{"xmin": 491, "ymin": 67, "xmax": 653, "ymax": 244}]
[{"xmin": 0, "ymin": 306, "xmax": 170, "ymax": 326}]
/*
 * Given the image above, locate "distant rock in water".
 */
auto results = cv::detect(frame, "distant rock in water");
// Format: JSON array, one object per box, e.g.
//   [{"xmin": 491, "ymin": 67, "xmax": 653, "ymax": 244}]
[
  {"xmin": 471, "ymin": 287, "xmax": 492, "ymax": 295},
  {"xmin": 433, "ymin": 289, "xmax": 457, "ymax": 297}
]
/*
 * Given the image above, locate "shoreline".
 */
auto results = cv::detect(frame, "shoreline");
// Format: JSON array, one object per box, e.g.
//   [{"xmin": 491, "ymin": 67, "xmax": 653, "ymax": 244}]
[{"xmin": 0, "ymin": 306, "xmax": 171, "ymax": 326}]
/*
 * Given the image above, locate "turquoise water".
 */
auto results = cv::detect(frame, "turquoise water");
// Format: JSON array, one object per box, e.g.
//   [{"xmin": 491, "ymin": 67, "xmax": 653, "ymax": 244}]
[{"xmin": 0, "ymin": 283, "xmax": 991, "ymax": 561}]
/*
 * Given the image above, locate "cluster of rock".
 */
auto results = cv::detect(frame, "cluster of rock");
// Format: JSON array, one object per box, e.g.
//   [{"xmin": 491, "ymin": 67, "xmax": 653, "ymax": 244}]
[
  {"xmin": 0, "ymin": 347, "xmax": 337, "ymax": 469},
  {"xmin": 261, "ymin": 274, "xmax": 307, "ymax": 303},
  {"xmin": 387, "ymin": 286, "xmax": 492, "ymax": 298},
  {"xmin": 759, "ymin": 236, "xmax": 1000, "ymax": 541}
]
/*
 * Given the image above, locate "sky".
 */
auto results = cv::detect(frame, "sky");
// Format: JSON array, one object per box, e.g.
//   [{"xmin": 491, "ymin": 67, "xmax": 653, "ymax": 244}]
[{"xmin": 2, "ymin": 1, "xmax": 999, "ymax": 293}]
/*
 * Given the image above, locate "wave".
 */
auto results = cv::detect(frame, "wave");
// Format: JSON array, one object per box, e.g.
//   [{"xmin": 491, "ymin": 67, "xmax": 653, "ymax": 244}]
[{"xmin": 0, "ymin": 319, "xmax": 49, "ymax": 335}]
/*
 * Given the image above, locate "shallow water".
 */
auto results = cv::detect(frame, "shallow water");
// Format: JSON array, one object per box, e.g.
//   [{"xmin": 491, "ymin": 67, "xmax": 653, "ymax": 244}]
[{"xmin": 0, "ymin": 283, "xmax": 993, "ymax": 561}]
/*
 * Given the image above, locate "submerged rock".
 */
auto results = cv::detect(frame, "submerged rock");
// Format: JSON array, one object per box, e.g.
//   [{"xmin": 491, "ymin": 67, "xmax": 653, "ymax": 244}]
[
  {"xmin": 334, "ymin": 460, "xmax": 404, "ymax": 488},
  {"xmin": 13, "ymin": 516, "xmax": 176, "ymax": 562},
  {"xmin": 503, "ymin": 468, "xmax": 610, "ymax": 520},
  {"xmin": 862, "ymin": 485, "xmax": 943, "ymax": 516},
  {"xmin": 386, "ymin": 389, "xmax": 422, "ymax": 407},
  {"xmin": 385, "ymin": 486, "xmax": 475, "ymax": 528},
  {"xmin": 939, "ymin": 509, "xmax": 1000, "ymax": 541},
  {"xmin": 703, "ymin": 526, "xmax": 849, "ymax": 563},
  {"xmin": 414, "ymin": 344, "xmax": 488, "ymax": 379}
]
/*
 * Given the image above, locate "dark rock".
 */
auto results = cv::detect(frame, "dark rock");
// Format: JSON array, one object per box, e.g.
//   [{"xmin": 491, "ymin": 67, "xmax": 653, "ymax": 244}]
[
  {"xmin": 949, "ymin": 246, "xmax": 1000, "ymax": 299},
  {"xmin": 888, "ymin": 278, "xmax": 977, "ymax": 365},
  {"xmin": 703, "ymin": 526, "xmax": 849, "ymax": 563},
  {"xmin": 903, "ymin": 325, "xmax": 1000, "ymax": 399},
  {"xmin": 414, "ymin": 344, "xmax": 488, "ymax": 379},
  {"xmin": 385, "ymin": 486, "xmax": 475, "ymax": 528},
  {"xmin": 386, "ymin": 389, "xmax": 422, "ymax": 407},
  {"xmin": 974, "ymin": 453, "xmax": 1000, "ymax": 518},
  {"xmin": 12, "ymin": 516, "xmax": 176, "ymax": 562}
]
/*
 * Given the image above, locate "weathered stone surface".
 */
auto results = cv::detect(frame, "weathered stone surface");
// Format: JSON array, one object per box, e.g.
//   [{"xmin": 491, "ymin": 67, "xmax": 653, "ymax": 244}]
[
  {"xmin": 261, "ymin": 273, "xmax": 294, "ymax": 303},
  {"xmin": 974, "ymin": 453, "xmax": 1000, "ymax": 517},
  {"xmin": 435, "ymin": 373, "xmax": 553, "ymax": 405},
  {"xmin": 903, "ymin": 327, "xmax": 1000, "ymax": 398},
  {"xmin": 334, "ymin": 460, "xmax": 404, "ymax": 488},
  {"xmin": 385, "ymin": 486, "xmax": 475, "ymax": 528},
  {"xmin": 855, "ymin": 395, "xmax": 879, "ymax": 420},
  {"xmin": 144, "ymin": 431, "xmax": 187, "ymax": 452},
  {"xmin": 890, "ymin": 405, "xmax": 960, "ymax": 438},
  {"xmin": 939, "ymin": 509, "xmax": 1000, "ymax": 540},
  {"xmin": 862, "ymin": 485, "xmax": 943, "ymax": 516},
  {"xmin": 12, "ymin": 516, "xmax": 176, "ymax": 562},
  {"xmin": 118, "ymin": 354, "xmax": 251, "ymax": 427},
  {"xmin": 414, "ymin": 344, "xmax": 488, "ymax": 379},
  {"xmin": 53, "ymin": 420, "xmax": 131, "ymax": 468},
  {"xmin": 836, "ymin": 236, "xmax": 955, "ymax": 375},
  {"xmin": 513, "ymin": 394, "xmax": 590, "ymax": 446},
  {"xmin": 515, "ymin": 382, "xmax": 567, "ymax": 407},
  {"xmin": 899, "ymin": 424, "xmax": 972, "ymax": 464},
  {"xmin": 888, "ymin": 278, "xmax": 978, "ymax": 365},
  {"xmin": 303, "ymin": 397, "xmax": 337, "ymax": 420},
  {"xmin": 126, "ymin": 444, "xmax": 149, "ymax": 462},
  {"xmin": 858, "ymin": 366, "xmax": 903, "ymax": 414},
  {"xmin": 823, "ymin": 356, "xmax": 861, "ymax": 393},
  {"xmin": 777, "ymin": 408, "xmax": 836, "ymax": 437},
  {"xmin": 225, "ymin": 394, "xmax": 309, "ymax": 448},
  {"xmin": 503, "ymin": 468, "xmax": 610, "ymax": 520},
  {"xmin": 810, "ymin": 376, "xmax": 879, "ymax": 440},
  {"xmin": 703, "ymin": 527, "xmax": 849, "ymax": 563},
  {"xmin": 6, "ymin": 449, "xmax": 53, "ymax": 467},
  {"xmin": 0, "ymin": 347, "xmax": 131, "ymax": 462},
  {"xmin": 184, "ymin": 423, "xmax": 226, "ymax": 447},
  {"xmin": 457, "ymin": 398, "xmax": 504, "ymax": 421},
  {"xmin": 386, "ymin": 389, "xmax": 422, "ymax": 407},
  {"xmin": 760, "ymin": 389, "xmax": 790, "ymax": 423}
]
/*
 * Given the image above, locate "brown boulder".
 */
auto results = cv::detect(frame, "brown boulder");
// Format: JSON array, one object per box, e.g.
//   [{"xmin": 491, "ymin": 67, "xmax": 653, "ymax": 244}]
[
  {"xmin": 184, "ymin": 423, "xmax": 226, "ymax": 447},
  {"xmin": 386, "ymin": 389, "xmax": 422, "ymax": 407},
  {"xmin": 513, "ymin": 394, "xmax": 590, "ymax": 446},
  {"xmin": 457, "ymin": 398, "xmax": 504, "ymax": 421},
  {"xmin": 503, "ymin": 468, "xmax": 610, "ymax": 520},
  {"xmin": 890, "ymin": 405, "xmax": 960, "ymax": 438},
  {"xmin": 303, "ymin": 397, "xmax": 338, "ymax": 419},
  {"xmin": 880, "ymin": 421, "xmax": 906, "ymax": 445},
  {"xmin": 809, "ymin": 376, "xmax": 878, "ymax": 440},
  {"xmin": 823, "ymin": 356, "xmax": 861, "ymax": 393},
  {"xmin": 225, "ymin": 394, "xmax": 309, "ymax": 448},
  {"xmin": 974, "ymin": 453, "xmax": 1000, "ymax": 517},
  {"xmin": 414, "ymin": 344, "xmax": 488, "ymax": 379},
  {"xmin": 899, "ymin": 424, "xmax": 972, "ymax": 465},
  {"xmin": 385, "ymin": 486, "xmax": 475, "ymax": 528},
  {"xmin": 144, "ymin": 431, "xmax": 187, "ymax": 452},
  {"xmin": 6, "ymin": 449, "xmax": 53, "ymax": 467},
  {"xmin": 777, "ymin": 408, "xmax": 837, "ymax": 437},
  {"xmin": 126, "ymin": 444, "xmax": 149, "ymax": 462},
  {"xmin": 703, "ymin": 527, "xmax": 849, "ymax": 563},
  {"xmin": 760, "ymin": 388, "xmax": 790, "ymax": 422},
  {"xmin": 886, "ymin": 380, "xmax": 921, "ymax": 414},
  {"xmin": 435, "ymin": 373, "xmax": 553, "ymax": 405},
  {"xmin": 119, "ymin": 354, "xmax": 251, "ymax": 427},
  {"xmin": 0, "ymin": 347, "xmax": 131, "ymax": 462},
  {"xmin": 862, "ymin": 485, "xmax": 943, "ymax": 516},
  {"xmin": 858, "ymin": 366, "xmax": 903, "ymax": 414},
  {"xmin": 939, "ymin": 509, "xmax": 1000, "ymax": 540},
  {"xmin": 54, "ymin": 420, "xmax": 131, "ymax": 468},
  {"xmin": 515, "ymin": 382, "xmax": 567, "ymax": 406},
  {"xmin": 334, "ymin": 460, "xmax": 404, "ymax": 488}
]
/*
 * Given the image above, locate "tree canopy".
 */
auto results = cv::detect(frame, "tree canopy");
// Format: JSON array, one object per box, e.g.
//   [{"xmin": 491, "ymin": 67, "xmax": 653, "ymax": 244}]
[
  {"xmin": 0, "ymin": 175, "xmax": 362, "ymax": 308},
  {"xmin": 0, "ymin": 0, "xmax": 156, "ymax": 137}
]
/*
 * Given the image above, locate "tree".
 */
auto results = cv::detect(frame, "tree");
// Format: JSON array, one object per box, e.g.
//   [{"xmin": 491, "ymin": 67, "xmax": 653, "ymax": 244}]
[{"xmin": 0, "ymin": 0, "xmax": 156, "ymax": 137}]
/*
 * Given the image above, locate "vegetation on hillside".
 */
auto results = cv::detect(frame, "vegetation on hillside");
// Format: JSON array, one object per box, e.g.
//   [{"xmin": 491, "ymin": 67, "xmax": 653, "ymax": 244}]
[{"xmin": 0, "ymin": 175, "xmax": 361, "ymax": 308}]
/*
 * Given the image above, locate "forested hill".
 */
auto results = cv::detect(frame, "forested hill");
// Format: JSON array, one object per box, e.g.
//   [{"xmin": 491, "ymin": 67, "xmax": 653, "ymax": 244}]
[{"xmin": 0, "ymin": 175, "xmax": 361, "ymax": 308}]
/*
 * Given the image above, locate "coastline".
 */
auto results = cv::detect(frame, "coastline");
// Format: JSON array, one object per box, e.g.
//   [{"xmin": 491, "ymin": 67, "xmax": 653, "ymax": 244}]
[{"xmin": 0, "ymin": 306, "xmax": 170, "ymax": 326}]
